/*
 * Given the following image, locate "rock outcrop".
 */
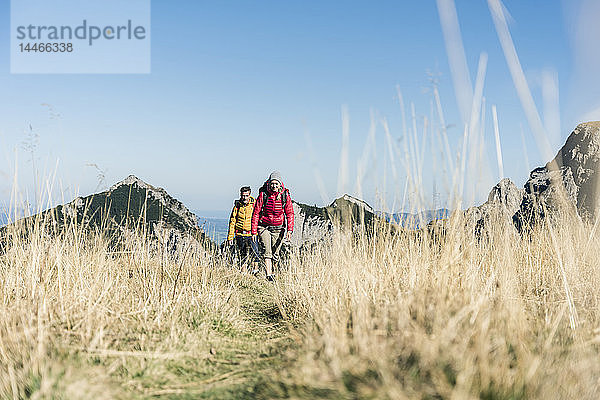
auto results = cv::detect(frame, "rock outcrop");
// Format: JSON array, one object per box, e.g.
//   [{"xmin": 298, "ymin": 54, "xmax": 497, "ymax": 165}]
[
  {"xmin": 513, "ymin": 122, "xmax": 600, "ymax": 230},
  {"xmin": 465, "ymin": 178, "xmax": 524, "ymax": 233},
  {"xmin": 17, "ymin": 175, "xmax": 213, "ymax": 252},
  {"xmin": 486, "ymin": 178, "xmax": 525, "ymax": 212},
  {"xmin": 291, "ymin": 194, "xmax": 383, "ymax": 249},
  {"xmin": 59, "ymin": 175, "xmax": 201, "ymax": 233}
]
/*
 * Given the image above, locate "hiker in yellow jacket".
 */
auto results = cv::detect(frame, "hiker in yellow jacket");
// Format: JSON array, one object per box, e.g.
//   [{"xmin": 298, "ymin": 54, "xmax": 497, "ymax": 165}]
[{"xmin": 227, "ymin": 186, "xmax": 260, "ymax": 273}]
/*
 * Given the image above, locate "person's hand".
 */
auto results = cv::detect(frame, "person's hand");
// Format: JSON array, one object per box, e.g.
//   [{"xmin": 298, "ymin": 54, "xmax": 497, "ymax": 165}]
[
  {"xmin": 227, "ymin": 239, "xmax": 233, "ymax": 246},
  {"xmin": 286, "ymin": 231, "xmax": 292, "ymax": 241},
  {"xmin": 252, "ymin": 234, "xmax": 257, "ymax": 242}
]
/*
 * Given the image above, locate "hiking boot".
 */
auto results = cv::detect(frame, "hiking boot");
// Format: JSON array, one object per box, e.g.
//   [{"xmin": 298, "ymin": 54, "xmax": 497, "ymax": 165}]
[
  {"xmin": 251, "ymin": 269, "xmax": 259, "ymax": 276},
  {"xmin": 266, "ymin": 275, "xmax": 275, "ymax": 282}
]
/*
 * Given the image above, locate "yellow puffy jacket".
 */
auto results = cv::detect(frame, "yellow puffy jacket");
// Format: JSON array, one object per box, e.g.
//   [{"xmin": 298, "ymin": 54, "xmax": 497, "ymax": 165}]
[{"xmin": 227, "ymin": 196, "xmax": 255, "ymax": 241}]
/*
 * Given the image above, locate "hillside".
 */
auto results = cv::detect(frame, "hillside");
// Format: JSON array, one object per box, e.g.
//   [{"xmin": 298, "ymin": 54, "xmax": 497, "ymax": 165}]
[{"xmin": 5, "ymin": 175, "xmax": 213, "ymax": 250}]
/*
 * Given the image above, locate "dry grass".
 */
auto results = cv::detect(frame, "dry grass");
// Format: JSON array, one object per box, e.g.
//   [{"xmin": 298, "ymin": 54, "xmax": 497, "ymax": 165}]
[
  {"xmin": 0, "ymin": 217, "xmax": 289, "ymax": 399},
  {"xmin": 1, "ymin": 208, "xmax": 599, "ymax": 399},
  {"xmin": 269, "ymin": 212, "xmax": 600, "ymax": 399}
]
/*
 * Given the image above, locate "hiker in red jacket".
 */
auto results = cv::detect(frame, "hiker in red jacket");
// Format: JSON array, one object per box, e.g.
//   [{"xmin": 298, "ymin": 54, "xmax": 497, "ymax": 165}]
[{"xmin": 251, "ymin": 171, "xmax": 294, "ymax": 281}]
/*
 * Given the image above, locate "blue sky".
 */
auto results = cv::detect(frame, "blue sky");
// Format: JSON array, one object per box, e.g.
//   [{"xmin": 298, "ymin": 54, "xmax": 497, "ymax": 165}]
[{"xmin": 0, "ymin": 0, "xmax": 598, "ymax": 214}]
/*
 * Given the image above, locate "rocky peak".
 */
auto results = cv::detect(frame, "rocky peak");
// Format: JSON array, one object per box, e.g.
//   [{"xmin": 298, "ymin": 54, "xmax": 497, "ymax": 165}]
[
  {"xmin": 106, "ymin": 175, "xmax": 197, "ymax": 230},
  {"xmin": 513, "ymin": 122, "xmax": 600, "ymax": 230},
  {"xmin": 109, "ymin": 174, "xmax": 153, "ymax": 192},
  {"xmin": 10, "ymin": 175, "xmax": 213, "ymax": 253},
  {"xmin": 332, "ymin": 194, "xmax": 375, "ymax": 213},
  {"xmin": 464, "ymin": 177, "xmax": 524, "ymax": 233},
  {"xmin": 546, "ymin": 121, "xmax": 600, "ymax": 218},
  {"xmin": 291, "ymin": 194, "xmax": 381, "ymax": 248},
  {"xmin": 486, "ymin": 178, "xmax": 524, "ymax": 213}
]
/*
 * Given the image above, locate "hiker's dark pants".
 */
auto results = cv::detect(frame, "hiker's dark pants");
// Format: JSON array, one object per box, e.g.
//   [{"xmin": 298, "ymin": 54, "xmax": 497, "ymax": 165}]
[
  {"xmin": 234, "ymin": 235, "xmax": 260, "ymax": 263},
  {"xmin": 257, "ymin": 225, "xmax": 285, "ymax": 262}
]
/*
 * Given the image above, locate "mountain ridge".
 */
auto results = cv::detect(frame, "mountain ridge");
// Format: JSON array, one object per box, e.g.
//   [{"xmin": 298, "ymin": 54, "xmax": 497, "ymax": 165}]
[{"xmin": 2, "ymin": 175, "xmax": 213, "ymax": 252}]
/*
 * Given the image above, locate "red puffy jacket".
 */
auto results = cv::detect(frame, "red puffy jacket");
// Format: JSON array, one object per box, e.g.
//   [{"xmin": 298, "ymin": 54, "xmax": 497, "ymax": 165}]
[{"xmin": 251, "ymin": 184, "xmax": 294, "ymax": 235}]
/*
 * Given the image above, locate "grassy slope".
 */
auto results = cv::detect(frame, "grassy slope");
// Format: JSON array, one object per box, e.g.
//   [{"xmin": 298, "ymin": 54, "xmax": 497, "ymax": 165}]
[
  {"xmin": 2, "ymin": 210, "xmax": 600, "ymax": 399},
  {"xmin": 0, "ymin": 218, "xmax": 290, "ymax": 399}
]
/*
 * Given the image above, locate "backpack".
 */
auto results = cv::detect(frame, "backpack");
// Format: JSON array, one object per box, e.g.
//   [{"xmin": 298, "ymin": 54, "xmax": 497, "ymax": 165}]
[{"xmin": 233, "ymin": 196, "xmax": 254, "ymax": 211}]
